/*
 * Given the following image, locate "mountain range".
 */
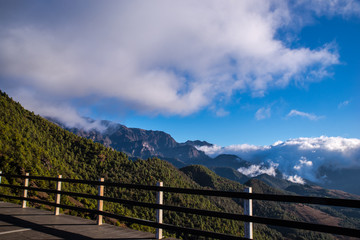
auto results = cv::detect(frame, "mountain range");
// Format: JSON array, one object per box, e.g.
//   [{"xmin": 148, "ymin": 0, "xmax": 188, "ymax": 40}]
[
  {"xmin": 49, "ymin": 118, "xmax": 211, "ymax": 168},
  {"xmin": 50, "ymin": 117, "xmax": 360, "ymax": 196}
]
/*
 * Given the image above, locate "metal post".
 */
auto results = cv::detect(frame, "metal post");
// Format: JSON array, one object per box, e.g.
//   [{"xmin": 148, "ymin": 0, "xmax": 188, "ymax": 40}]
[
  {"xmin": 156, "ymin": 181, "xmax": 163, "ymax": 239},
  {"xmin": 244, "ymin": 187, "xmax": 253, "ymax": 239},
  {"xmin": 54, "ymin": 175, "xmax": 62, "ymax": 215},
  {"xmin": 0, "ymin": 171, "xmax": 2, "ymax": 184},
  {"xmin": 22, "ymin": 173, "xmax": 29, "ymax": 208},
  {"xmin": 97, "ymin": 178, "xmax": 104, "ymax": 225}
]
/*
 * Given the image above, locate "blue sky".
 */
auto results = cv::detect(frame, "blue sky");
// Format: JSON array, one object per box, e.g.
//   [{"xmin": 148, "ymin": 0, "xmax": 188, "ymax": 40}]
[{"xmin": 0, "ymin": 0, "xmax": 359, "ymax": 146}]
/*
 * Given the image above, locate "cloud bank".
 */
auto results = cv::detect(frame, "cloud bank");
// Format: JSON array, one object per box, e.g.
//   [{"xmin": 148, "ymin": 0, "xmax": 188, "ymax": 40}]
[
  {"xmin": 197, "ymin": 136, "xmax": 360, "ymax": 184},
  {"xmin": 238, "ymin": 161, "xmax": 278, "ymax": 177},
  {"xmin": 285, "ymin": 174, "xmax": 305, "ymax": 184},
  {"xmin": 0, "ymin": 0, "xmax": 350, "ymax": 121}
]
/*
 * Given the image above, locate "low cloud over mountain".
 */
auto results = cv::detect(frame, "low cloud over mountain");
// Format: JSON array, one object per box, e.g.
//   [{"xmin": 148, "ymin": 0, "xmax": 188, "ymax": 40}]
[{"xmin": 196, "ymin": 136, "xmax": 360, "ymax": 190}]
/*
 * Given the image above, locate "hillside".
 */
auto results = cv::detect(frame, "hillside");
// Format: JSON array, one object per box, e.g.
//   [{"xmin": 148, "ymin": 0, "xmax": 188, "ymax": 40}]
[{"xmin": 210, "ymin": 166, "xmax": 250, "ymax": 183}]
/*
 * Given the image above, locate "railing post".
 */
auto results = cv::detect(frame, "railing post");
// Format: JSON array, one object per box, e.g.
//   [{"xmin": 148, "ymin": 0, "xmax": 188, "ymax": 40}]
[
  {"xmin": 22, "ymin": 173, "xmax": 29, "ymax": 208},
  {"xmin": 156, "ymin": 181, "xmax": 163, "ymax": 239},
  {"xmin": 97, "ymin": 178, "xmax": 104, "ymax": 225},
  {"xmin": 244, "ymin": 187, "xmax": 253, "ymax": 239},
  {"xmin": 54, "ymin": 175, "xmax": 62, "ymax": 215},
  {"xmin": 0, "ymin": 171, "xmax": 2, "ymax": 184}
]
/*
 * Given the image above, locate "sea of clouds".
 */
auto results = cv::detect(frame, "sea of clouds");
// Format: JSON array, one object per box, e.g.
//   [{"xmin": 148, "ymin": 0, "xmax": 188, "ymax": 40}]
[{"xmin": 196, "ymin": 136, "xmax": 360, "ymax": 184}]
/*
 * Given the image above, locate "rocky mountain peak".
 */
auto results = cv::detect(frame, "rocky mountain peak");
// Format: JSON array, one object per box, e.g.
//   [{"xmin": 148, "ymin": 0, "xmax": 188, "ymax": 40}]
[{"xmin": 49, "ymin": 117, "xmax": 210, "ymax": 163}]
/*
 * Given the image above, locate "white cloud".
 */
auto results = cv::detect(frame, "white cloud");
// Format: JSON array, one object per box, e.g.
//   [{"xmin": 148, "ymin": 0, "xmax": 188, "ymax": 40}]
[
  {"xmin": 196, "ymin": 145, "xmax": 223, "ymax": 156},
  {"xmin": 299, "ymin": 157, "xmax": 313, "ymax": 166},
  {"xmin": 238, "ymin": 161, "xmax": 279, "ymax": 177},
  {"xmin": 196, "ymin": 143, "xmax": 269, "ymax": 157},
  {"xmin": 284, "ymin": 136, "xmax": 360, "ymax": 152},
  {"xmin": 285, "ymin": 174, "xmax": 305, "ymax": 184},
  {"xmin": 273, "ymin": 140, "xmax": 284, "ymax": 146},
  {"xmin": 296, "ymin": 0, "xmax": 360, "ymax": 17},
  {"xmin": 294, "ymin": 156, "xmax": 313, "ymax": 170},
  {"xmin": 228, "ymin": 144, "xmax": 270, "ymax": 152},
  {"xmin": 0, "ymin": 0, "xmax": 344, "ymax": 120},
  {"xmin": 199, "ymin": 136, "xmax": 360, "ymax": 156},
  {"xmin": 199, "ymin": 136, "xmax": 360, "ymax": 183},
  {"xmin": 10, "ymin": 88, "xmax": 106, "ymax": 131},
  {"xmin": 287, "ymin": 109, "xmax": 323, "ymax": 120},
  {"xmin": 255, "ymin": 106, "xmax": 271, "ymax": 120},
  {"xmin": 338, "ymin": 100, "xmax": 350, "ymax": 109},
  {"xmin": 215, "ymin": 108, "xmax": 230, "ymax": 117}
]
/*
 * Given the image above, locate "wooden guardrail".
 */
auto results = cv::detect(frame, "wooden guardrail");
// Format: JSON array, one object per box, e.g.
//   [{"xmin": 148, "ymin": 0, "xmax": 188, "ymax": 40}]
[{"xmin": 0, "ymin": 172, "xmax": 360, "ymax": 239}]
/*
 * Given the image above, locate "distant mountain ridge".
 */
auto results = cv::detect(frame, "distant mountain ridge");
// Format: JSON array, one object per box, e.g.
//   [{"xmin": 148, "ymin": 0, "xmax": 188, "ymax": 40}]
[
  {"xmin": 49, "ymin": 116, "xmax": 360, "ymax": 196},
  {"xmin": 47, "ymin": 118, "xmax": 321, "ymax": 187},
  {"xmin": 185, "ymin": 140, "xmax": 213, "ymax": 147},
  {"xmin": 50, "ymin": 117, "xmax": 264, "ymax": 172},
  {"xmin": 49, "ymin": 118, "xmax": 211, "ymax": 165}
]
